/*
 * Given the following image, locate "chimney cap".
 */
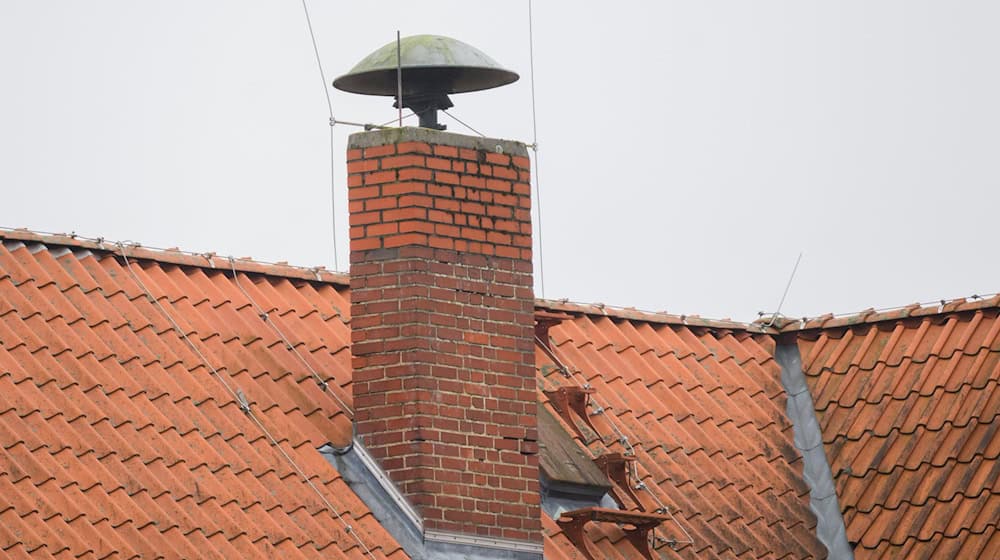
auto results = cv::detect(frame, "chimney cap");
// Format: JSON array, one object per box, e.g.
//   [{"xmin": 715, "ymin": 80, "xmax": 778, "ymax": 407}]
[{"xmin": 333, "ymin": 34, "xmax": 519, "ymax": 97}]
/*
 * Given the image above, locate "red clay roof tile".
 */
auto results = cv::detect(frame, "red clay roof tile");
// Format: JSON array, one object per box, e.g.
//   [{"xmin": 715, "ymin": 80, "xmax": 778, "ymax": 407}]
[
  {"xmin": 0, "ymin": 235, "xmax": 407, "ymax": 559},
  {"xmin": 4, "ymin": 228, "xmax": 998, "ymax": 558},
  {"xmin": 795, "ymin": 306, "xmax": 1000, "ymax": 557},
  {"xmin": 538, "ymin": 312, "xmax": 823, "ymax": 558}
]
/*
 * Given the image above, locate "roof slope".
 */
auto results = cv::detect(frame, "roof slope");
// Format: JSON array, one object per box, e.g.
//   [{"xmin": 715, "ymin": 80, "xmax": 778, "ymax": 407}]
[
  {"xmin": 793, "ymin": 303, "xmax": 1000, "ymax": 558},
  {"xmin": 0, "ymin": 230, "xmax": 829, "ymax": 559},
  {"xmin": 0, "ymin": 234, "xmax": 404, "ymax": 559},
  {"xmin": 537, "ymin": 306, "xmax": 825, "ymax": 558}
]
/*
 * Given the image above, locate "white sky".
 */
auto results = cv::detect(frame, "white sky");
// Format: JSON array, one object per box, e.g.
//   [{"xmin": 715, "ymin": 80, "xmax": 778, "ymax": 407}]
[{"xmin": 1, "ymin": 1, "xmax": 998, "ymax": 322}]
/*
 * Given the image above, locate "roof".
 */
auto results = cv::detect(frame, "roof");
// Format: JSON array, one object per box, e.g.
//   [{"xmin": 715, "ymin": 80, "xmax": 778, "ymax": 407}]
[
  {"xmin": 0, "ymin": 232, "xmax": 401, "ymax": 559},
  {"xmin": 1, "ymin": 228, "xmax": 997, "ymax": 559},
  {"xmin": 536, "ymin": 311, "xmax": 825, "ymax": 558},
  {"xmin": 792, "ymin": 304, "xmax": 1000, "ymax": 558}
]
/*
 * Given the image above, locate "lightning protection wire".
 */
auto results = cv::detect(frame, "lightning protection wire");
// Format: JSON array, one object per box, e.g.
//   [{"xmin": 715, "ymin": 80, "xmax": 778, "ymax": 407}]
[
  {"xmin": 299, "ymin": 0, "xmax": 340, "ymax": 271},
  {"xmin": 378, "ymin": 111, "xmax": 416, "ymax": 128},
  {"xmin": 228, "ymin": 257, "xmax": 354, "ymax": 418},
  {"xmin": 536, "ymin": 335, "xmax": 695, "ymax": 548},
  {"xmin": 767, "ymin": 252, "xmax": 803, "ymax": 327},
  {"xmin": 441, "ymin": 109, "xmax": 486, "ymax": 138},
  {"xmin": 118, "ymin": 243, "xmax": 376, "ymax": 558},
  {"xmin": 527, "ymin": 0, "xmax": 546, "ymax": 299}
]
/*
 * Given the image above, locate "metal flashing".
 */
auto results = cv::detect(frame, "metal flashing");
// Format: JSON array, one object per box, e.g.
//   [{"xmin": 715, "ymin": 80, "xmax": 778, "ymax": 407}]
[
  {"xmin": 353, "ymin": 439, "xmax": 424, "ymax": 531},
  {"xmin": 319, "ymin": 440, "xmax": 424, "ymax": 557},
  {"xmin": 423, "ymin": 530, "xmax": 543, "ymax": 560},
  {"xmin": 321, "ymin": 440, "xmax": 543, "ymax": 559},
  {"xmin": 775, "ymin": 342, "xmax": 854, "ymax": 560}
]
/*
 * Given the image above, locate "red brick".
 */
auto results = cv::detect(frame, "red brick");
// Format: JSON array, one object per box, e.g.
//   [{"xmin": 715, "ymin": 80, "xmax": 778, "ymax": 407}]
[
  {"xmin": 487, "ymin": 232, "xmax": 512, "ymax": 245},
  {"xmin": 398, "ymin": 220, "xmax": 435, "ymax": 235},
  {"xmin": 364, "ymin": 144, "xmax": 396, "ymax": 157},
  {"xmin": 347, "ymin": 158, "xmax": 379, "ymax": 173},
  {"xmin": 426, "ymin": 157, "xmax": 451, "ymax": 171},
  {"xmin": 366, "ymin": 222, "xmax": 399, "ymax": 236},
  {"xmin": 435, "ymin": 224, "xmax": 461, "ymax": 238},
  {"xmin": 491, "ymin": 166, "xmax": 518, "ymax": 180},
  {"xmin": 364, "ymin": 170, "xmax": 397, "ymax": 185},
  {"xmin": 434, "ymin": 198, "xmax": 461, "ymax": 212},
  {"xmin": 436, "ymin": 171, "xmax": 461, "ymax": 185},
  {"xmin": 350, "ymin": 133, "xmax": 537, "ymax": 546},
  {"xmin": 348, "ymin": 185, "xmax": 379, "ymax": 201},
  {"xmin": 460, "ymin": 202, "xmax": 486, "ymax": 215},
  {"xmin": 349, "ymin": 210, "xmax": 380, "ymax": 227},
  {"xmin": 384, "ymin": 207, "xmax": 427, "ymax": 222},
  {"xmin": 485, "ymin": 152, "xmax": 511, "ymax": 166},
  {"xmin": 397, "ymin": 141, "xmax": 432, "ymax": 154},
  {"xmin": 365, "ymin": 197, "xmax": 397, "ymax": 211},
  {"xmin": 382, "ymin": 182, "xmax": 427, "ymax": 196},
  {"xmin": 433, "ymin": 145, "xmax": 459, "ymax": 158},
  {"xmin": 486, "ymin": 179, "xmax": 512, "ymax": 192},
  {"xmin": 428, "ymin": 210, "xmax": 453, "ymax": 224},
  {"xmin": 399, "ymin": 167, "xmax": 433, "ymax": 181},
  {"xmin": 398, "ymin": 194, "xmax": 433, "ymax": 208},
  {"xmin": 429, "ymin": 236, "xmax": 454, "ymax": 250},
  {"xmin": 384, "ymin": 233, "xmax": 429, "ymax": 248},
  {"xmin": 380, "ymin": 154, "xmax": 426, "ymax": 169},
  {"xmin": 487, "ymin": 206, "xmax": 513, "ymax": 219}
]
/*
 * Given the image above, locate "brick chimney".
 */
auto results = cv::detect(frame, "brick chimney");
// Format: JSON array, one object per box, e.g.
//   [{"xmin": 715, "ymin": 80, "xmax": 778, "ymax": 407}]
[{"xmin": 347, "ymin": 128, "xmax": 540, "ymax": 553}]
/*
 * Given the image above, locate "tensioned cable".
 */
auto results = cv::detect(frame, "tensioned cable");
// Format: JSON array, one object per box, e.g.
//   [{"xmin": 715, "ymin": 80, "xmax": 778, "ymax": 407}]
[
  {"xmin": 117, "ymin": 243, "xmax": 375, "ymax": 558},
  {"xmin": 379, "ymin": 111, "xmax": 416, "ymax": 128},
  {"xmin": 440, "ymin": 109, "xmax": 486, "ymax": 138},
  {"xmin": 527, "ymin": 0, "xmax": 546, "ymax": 299},
  {"xmin": 299, "ymin": 0, "xmax": 340, "ymax": 271},
  {"xmin": 536, "ymin": 335, "xmax": 695, "ymax": 548},
  {"xmin": 767, "ymin": 252, "xmax": 803, "ymax": 327},
  {"xmin": 228, "ymin": 257, "xmax": 354, "ymax": 418}
]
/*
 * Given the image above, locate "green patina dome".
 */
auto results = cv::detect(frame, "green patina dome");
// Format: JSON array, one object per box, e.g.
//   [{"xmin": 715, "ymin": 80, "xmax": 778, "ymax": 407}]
[{"xmin": 333, "ymin": 34, "xmax": 519, "ymax": 97}]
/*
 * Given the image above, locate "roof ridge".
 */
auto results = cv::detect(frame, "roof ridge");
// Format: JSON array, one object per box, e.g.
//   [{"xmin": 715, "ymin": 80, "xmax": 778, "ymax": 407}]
[
  {"xmin": 0, "ymin": 227, "xmax": 349, "ymax": 286},
  {"xmin": 770, "ymin": 294, "xmax": 1000, "ymax": 331},
  {"xmin": 2, "ymin": 228, "xmax": 792, "ymax": 331},
  {"xmin": 536, "ymin": 299, "xmax": 777, "ymax": 332}
]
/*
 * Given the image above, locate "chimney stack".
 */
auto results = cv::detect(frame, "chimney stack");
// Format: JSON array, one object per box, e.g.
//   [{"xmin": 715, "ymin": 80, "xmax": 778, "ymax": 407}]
[{"xmin": 348, "ymin": 127, "xmax": 540, "ymax": 555}]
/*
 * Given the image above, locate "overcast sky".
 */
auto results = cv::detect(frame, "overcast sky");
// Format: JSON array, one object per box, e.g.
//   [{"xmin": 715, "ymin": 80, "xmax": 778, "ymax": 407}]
[{"xmin": 2, "ymin": 1, "xmax": 998, "ymax": 322}]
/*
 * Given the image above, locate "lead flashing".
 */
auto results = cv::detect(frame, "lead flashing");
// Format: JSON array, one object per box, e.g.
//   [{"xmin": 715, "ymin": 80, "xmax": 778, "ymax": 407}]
[
  {"xmin": 775, "ymin": 343, "xmax": 854, "ymax": 560},
  {"xmin": 425, "ymin": 530, "xmax": 544, "ymax": 557},
  {"xmin": 321, "ymin": 439, "xmax": 543, "ymax": 559}
]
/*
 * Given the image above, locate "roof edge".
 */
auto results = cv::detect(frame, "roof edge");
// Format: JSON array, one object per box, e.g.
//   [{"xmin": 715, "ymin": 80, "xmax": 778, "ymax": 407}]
[
  {"xmin": 535, "ymin": 298, "xmax": 777, "ymax": 333},
  {"xmin": 0, "ymin": 227, "xmax": 349, "ymax": 285},
  {"xmin": 766, "ymin": 294, "xmax": 1000, "ymax": 332},
  {"xmin": 2, "ymin": 228, "xmax": 777, "ymax": 331},
  {"xmin": 12, "ymin": 227, "xmax": 993, "ymax": 334}
]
